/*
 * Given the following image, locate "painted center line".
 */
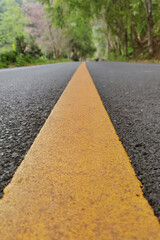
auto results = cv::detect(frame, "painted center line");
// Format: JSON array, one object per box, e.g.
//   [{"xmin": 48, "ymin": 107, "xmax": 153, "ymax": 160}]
[{"xmin": 0, "ymin": 62, "xmax": 159, "ymax": 239}]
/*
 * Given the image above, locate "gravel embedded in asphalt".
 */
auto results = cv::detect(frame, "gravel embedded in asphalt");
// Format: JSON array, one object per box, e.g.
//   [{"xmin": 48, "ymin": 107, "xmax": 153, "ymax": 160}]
[
  {"xmin": 0, "ymin": 62, "xmax": 80, "ymax": 198},
  {"xmin": 87, "ymin": 61, "xmax": 160, "ymax": 221},
  {"xmin": 1, "ymin": 61, "xmax": 160, "ymax": 222}
]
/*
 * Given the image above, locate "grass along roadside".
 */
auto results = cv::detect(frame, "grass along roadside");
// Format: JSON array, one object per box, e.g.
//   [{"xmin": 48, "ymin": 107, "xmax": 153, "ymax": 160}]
[
  {"xmin": 0, "ymin": 57, "xmax": 73, "ymax": 69},
  {"xmin": 106, "ymin": 55, "xmax": 160, "ymax": 64}
]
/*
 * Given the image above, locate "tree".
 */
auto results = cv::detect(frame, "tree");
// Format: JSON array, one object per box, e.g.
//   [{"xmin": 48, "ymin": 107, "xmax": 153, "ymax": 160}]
[
  {"xmin": 0, "ymin": 0, "xmax": 27, "ymax": 51},
  {"xmin": 42, "ymin": 22, "xmax": 69, "ymax": 59},
  {"xmin": 36, "ymin": 0, "xmax": 160, "ymax": 60},
  {"xmin": 39, "ymin": 0, "xmax": 96, "ymax": 60},
  {"xmin": 15, "ymin": 36, "xmax": 27, "ymax": 54},
  {"xmin": 23, "ymin": 0, "xmax": 68, "ymax": 59},
  {"xmin": 23, "ymin": 0, "xmax": 46, "ymax": 39},
  {"xmin": 0, "ymin": 0, "xmax": 7, "ymax": 14},
  {"xmin": 15, "ymin": 0, "xmax": 22, "ymax": 6},
  {"xmin": 144, "ymin": 0, "xmax": 154, "ymax": 56}
]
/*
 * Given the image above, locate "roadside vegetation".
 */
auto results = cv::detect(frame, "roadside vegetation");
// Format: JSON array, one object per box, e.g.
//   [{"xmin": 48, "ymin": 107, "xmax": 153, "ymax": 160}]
[
  {"xmin": 0, "ymin": 0, "xmax": 72, "ymax": 69},
  {"xmin": 0, "ymin": 36, "xmax": 71, "ymax": 68},
  {"xmin": 39, "ymin": 0, "xmax": 160, "ymax": 61},
  {"xmin": 1, "ymin": 0, "xmax": 160, "ymax": 68}
]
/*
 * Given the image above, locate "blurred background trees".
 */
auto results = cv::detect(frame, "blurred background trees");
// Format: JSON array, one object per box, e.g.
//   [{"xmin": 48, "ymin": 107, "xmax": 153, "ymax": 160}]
[
  {"xmin": 1, "ymin": 0, "xmax": 160, "ymax": 66},
  {"xmin": 38, "ymin": 0, "xmax": 160, "ymax": 60},
  {"xmin": 0, "ymin": 0, "xmax": 27, "ymax": 52}
]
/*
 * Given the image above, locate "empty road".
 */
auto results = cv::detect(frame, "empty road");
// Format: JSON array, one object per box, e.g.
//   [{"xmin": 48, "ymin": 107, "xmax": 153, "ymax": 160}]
[
  {"xmin": 0, "ymin": 62, "xmax": 80, "ymax": 198},
  {"xmin": 0, "ymin": 61, "xmax": 160, "ymax": 221},
  {"xmin": 87, "ymin": 61, "xmax": 160, "ymax": 220}
]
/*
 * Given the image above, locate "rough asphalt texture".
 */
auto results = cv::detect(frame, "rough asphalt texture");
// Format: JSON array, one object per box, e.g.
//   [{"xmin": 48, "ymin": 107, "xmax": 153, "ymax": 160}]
[
  {"xmin": 1, "ymin": 61, "xmax": 160, "ymax": 222},
  {"xmin": 87, "ymin": 61, "xmax": 160, "ymax": 221},
  {"xmin": 0, "ymin": 62, "xmax": 80, "ymax": 198}
]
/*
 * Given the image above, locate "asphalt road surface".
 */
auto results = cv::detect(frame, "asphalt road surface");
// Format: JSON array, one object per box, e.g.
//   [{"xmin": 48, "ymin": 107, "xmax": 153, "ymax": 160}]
[
  {"xmin": 0, "ymin": 62, "xmax": 80, "ymax": 198},
  {"xmin": 87, "ymin": 61, "xmax": 160, "ymax": 221},
  {"xmin": 0, "ymin": 61, "xmax": 160, "ymax": 221}
]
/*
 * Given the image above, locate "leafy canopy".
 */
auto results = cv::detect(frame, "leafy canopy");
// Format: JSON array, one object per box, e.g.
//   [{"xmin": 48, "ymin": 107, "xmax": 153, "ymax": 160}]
[{"xmin": 0, "ymin": 0, "xmax": 27, "ymax": 51}]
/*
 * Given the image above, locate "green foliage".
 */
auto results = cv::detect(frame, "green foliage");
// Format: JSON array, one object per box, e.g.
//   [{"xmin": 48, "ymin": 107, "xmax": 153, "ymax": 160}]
[
  {"xmin": 107, "ymin": 54, "xmax": 129, "ymax": 62},
  {"xmin": 67, "ymin": 15, "xmax": 96, "ymax": 60},
  {"xmin": 12, "ymin": 43, "xmax": 17, "ymax": 52},
  {"xmin": 0, "ymin": 0, "xmax": 27, "ymax": 51},
  {"xmin": 15, "ymin": 55, "xmax": 32, "ymax": 66},
  {"xmin": 0, "ymin": 0, "xmax": 7, "ymax": 14},
  {"xmin": 27, "ymin": 39, "xmax": 42, "ymax": 58},
  {"xmin": 15, "ymin": 36, "xmax": 27, "ymax": 54},
  {"xmin": 15, "ymin": 0, "xmax": 22, "ymax": 6},
  {"xmin": 0, "ymin": 51, "xmax": 16, "ymax": 66},
  {"xmin": 0, "ymin": 35, "xmax": 5, "ymax": 40},
  {"xmin": 50, "ymin": 5, "xmax": 65, "ymax": 28},
  {"xmin": 39, "ymin": 0, "xmax": 160, "ymax": 60},
  {"xmin": 0, "ymin": 53, "xmax": 72, "ymax": 68},
  {"xmin": 0, "ymin": 35, "xmax": 43, "ymax": 68},
  {"xmin": 1, "ymin": 0, "xmax": 160, "ymax": 64},
  {"xmin": 40, "ymin": 0, "xmax": 96, "ymax": 60}
]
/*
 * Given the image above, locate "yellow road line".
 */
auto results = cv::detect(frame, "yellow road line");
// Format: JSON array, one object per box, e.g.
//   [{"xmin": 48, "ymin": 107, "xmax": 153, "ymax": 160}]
[{"xmin": 0, "ymin": 62, "xmax": 159, "ymax": 239}]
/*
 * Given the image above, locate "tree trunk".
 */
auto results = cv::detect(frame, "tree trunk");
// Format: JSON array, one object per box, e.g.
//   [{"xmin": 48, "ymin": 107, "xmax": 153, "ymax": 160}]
[
  {"xmin": 124, "ymin": 29, "xmax": 128, "ymax": 56},
  {"xmin": 107, "ymin": 36, "xmax": 111, "ymax": 56},
  {"xmin": 48, "ymin": 23, "xmax": 56, "ymax": 59},
  {"xmin": 106, "ymin": 25, "xmax": 111, "ymax": 56},
  {"xmin": 133, "ymin": 25, "xmax": 142, "ymax": 46},
  {"xmin": 130, "ymin": 14, "xmax": 141, "ymax": 55},
  {"xmin": 54, "ymin": 47, "xmax": 60, "ymax": 60},
  {"xmin": 144, "ymin": 0, "xmax": 154, "ymax": 57}
]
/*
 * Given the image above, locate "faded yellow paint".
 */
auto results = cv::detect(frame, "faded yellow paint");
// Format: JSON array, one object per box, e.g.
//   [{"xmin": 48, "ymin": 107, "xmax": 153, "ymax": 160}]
[{"xmin": 0, "ymin": 62, "xmax": 159, "ymax": 240}]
